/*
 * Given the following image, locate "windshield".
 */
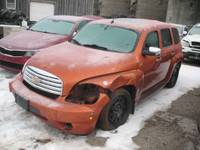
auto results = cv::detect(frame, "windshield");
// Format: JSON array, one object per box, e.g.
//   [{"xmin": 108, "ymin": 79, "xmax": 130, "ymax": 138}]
[
  {"xmin": 189, "ymin": 25, "xmax": 200, "ymax": 35},
  {"xmin": 71, "ymin": 24, "xmax": 139, "ymax": 53},
  {"xmin": 29, "ymin": 19, "xmax": 75, "ymax": 35}
]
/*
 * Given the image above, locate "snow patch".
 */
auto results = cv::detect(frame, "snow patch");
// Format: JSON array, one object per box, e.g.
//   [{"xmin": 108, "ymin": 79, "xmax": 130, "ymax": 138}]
[{"xmin": 0, "ymin": 64, "xmax": 200, "ymax": 150}]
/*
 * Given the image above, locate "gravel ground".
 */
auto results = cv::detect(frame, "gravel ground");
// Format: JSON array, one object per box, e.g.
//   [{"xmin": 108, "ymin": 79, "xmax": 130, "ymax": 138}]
[{"xmin": 132, "ymin": 87, "xmax": 200, "ymax": 150}]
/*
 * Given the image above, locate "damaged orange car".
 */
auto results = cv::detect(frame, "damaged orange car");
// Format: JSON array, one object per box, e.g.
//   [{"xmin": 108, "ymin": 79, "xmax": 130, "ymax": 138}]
[{"xmin": 9, "ymin": 18, "xmax": 183, "ymax": 135}]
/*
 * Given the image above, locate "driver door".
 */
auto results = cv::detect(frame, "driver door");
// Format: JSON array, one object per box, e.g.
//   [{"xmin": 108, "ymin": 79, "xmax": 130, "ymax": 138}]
[{"xmin": 140, "ymin": 30, "xmax": 163, "ymax": 93}]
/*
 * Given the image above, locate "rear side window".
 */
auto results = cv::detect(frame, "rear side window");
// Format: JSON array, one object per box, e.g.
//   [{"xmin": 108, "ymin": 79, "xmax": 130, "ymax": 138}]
[
  {"xmin": 143, "ymin": 31, "xmax": 159, "ymax": 50},
  {"xmin": 184, "ymin": 27, "xmax": 188, "ymax": 32},
  {"xmin": 161, "ymin": 28, "xmax": 172, "ymax": 48},
  {"xmin": 172, "ymin": 28, "xmax": 180, "ymax": 44}
]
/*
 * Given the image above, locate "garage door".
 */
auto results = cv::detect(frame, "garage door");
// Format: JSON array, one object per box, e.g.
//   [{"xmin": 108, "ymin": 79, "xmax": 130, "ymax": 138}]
[{"xmin": 30, "ymin": 2, "xmax": 55, "ymax": 21}]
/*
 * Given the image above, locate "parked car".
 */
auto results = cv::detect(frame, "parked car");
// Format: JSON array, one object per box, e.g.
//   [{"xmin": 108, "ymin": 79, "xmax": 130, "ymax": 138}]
[
  {"xmin": 9, "ymin": 18, "xmax": 183, "ymax": 135},
  {"xmin": 181, "ymin": 23, "xmax": 200, "ymax": 60},
  {"xmin": 171, "ymin": 23, "xmax": 188, "ymax": 39},
  {"xmin": 82, "ymin": 15, "xmax": 104, "ymax": 20},
  {"xmin": 0, "ymin": 15, "xmax": 101, "ymax": 72}
]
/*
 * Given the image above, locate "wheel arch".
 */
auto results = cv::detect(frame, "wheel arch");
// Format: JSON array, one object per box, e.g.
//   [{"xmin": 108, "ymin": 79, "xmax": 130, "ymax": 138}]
[
  {"xmin": 164, "ymin": 53, "xmax": 183, "ymax": 84},
  {"xmin": 79, "ymin": 71, "xmax": 143, "ymax": 115},
  {"xmin": 118, "ymin": 85, "xmax": 136, "ymax": 114}
]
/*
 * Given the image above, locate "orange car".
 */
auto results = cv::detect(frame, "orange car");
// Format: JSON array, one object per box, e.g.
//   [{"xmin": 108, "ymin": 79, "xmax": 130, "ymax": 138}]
[{"xmin": 9, "ymin": 18, "xmax": 183, "ymax": 134}]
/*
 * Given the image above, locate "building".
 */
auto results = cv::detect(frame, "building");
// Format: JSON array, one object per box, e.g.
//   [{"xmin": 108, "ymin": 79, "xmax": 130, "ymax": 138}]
[
  {"xmin": 0, "ymin": 0, "xmax": 94, "ymax": 21},
  {"xmin": 95, "ymin": 0, "xmax": 200, "ymax": 26},
  {"xmin": 166, "ymin": 0, "xmax": 200, "ymax": 26},
  {"xmin": 1, "ymin": 0, "xmax": 200, "ymax": 26},
  {"xmin": 134, "ymin": 0, "xmax": 169, "ymax": 22}
]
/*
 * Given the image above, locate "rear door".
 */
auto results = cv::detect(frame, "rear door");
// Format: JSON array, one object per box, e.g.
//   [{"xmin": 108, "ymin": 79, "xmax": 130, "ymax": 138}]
[
  {"xmin": 159, "ymin": 28, "xmax": 175, "ymax": 81},
  {"xmin": 141, "ymin": 28, "xmax": 175, "ymax": 93}
]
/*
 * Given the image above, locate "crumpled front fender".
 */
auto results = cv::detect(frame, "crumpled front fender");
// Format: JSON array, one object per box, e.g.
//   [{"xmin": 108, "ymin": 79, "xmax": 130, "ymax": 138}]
[{"xmin": 79, "ymin": 69, "xmax": 144, "ymax": 100}]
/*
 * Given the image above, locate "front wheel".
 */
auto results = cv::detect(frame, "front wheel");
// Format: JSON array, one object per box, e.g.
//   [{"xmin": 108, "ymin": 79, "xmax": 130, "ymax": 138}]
[
  {"xmin": 165, "ymin": 63, "xmax": 181, "ymax": 88},
  {"xmin": 97, "ymin": 88, "xmax": 132, "ymax": 130}
]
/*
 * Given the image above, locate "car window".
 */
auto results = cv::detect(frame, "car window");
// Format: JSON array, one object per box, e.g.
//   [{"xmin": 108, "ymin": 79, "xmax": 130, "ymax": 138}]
[
  {"xmin": 76, "ymin": 20, "xmax": 91, "ymax": 31},
  {"xmin": 176, "ymin": 26, "xmax": 183, "ymax": 34},
  {"xmin": 72, "ymin": 24, "xmax": 139, "ymax": 53},
  {"xmin": 172, "ymin": 28, "xmax": 180, "ymax": 45},
  {"xmin": 189, "ymin": 25, "xmax": 200, "ymax": 35},
  {"xmin": 29, "ymin": 19, "xmax": 75, "ymax": 35},
  {"xmin": 184, "ymin": 27, "xmax": 188, "ymax": 32},
  {"xmin": 143, "ymin": 31, "xmax": 159, "ymax": 50},
  {"xmin": 161, "ymin": 28, "xmax": 172, "ymax": 48}
]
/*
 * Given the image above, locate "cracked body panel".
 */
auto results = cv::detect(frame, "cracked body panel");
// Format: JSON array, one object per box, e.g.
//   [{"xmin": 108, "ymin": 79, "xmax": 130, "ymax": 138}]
[{"xmin": 9, "ymin": 18, "xmax": 183, "ymax": 134}]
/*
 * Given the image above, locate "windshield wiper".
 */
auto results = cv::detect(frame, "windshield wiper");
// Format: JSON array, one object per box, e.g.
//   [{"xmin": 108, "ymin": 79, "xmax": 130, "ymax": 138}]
[
  {"xmin": 29, "ymin": 29, "xmax": 49, "ymax": 34},
  {"xmin": 83, "ymin": 44, "xmax": 108, "ymax": 50},
  {"xmin": 39, "ymin": 31, "xmax": 50, "ymax": 33},
  {"xmin": 70, "ymin": 39, "xmax": 82, "ymax": 46}
]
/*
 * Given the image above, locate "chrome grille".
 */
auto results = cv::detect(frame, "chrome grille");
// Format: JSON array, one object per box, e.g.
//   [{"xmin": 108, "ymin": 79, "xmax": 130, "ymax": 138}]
[
  {"xmin": 192, "ymin": 42, "xmax": 200, "ymax": 47},
  {"xmin": 0, "ymin": 46, "xmax": 27, "ymax": 56},
  {"xmin": 191, "ymin": 42, "xmax": 200, "ymax": 49},
  {"xmin": 23, "ymin": 66, "xmax": 63, "ymax": 95}
]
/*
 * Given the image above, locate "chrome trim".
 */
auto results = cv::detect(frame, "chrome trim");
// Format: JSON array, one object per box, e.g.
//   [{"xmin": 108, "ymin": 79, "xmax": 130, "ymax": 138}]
[
  {"xmin": 0, "ymin": 52, "xmax": 27, "ymax": 58},
  {"xmin": 191, "ymin": 49, "xmax": 200, "ymax": 53},
  {"xmin": 0, "ymin": 52, "xmax": 24, "ymax": 57},
  {"xmin": 191, "ymin": 42, "xmax": 200, "ymax": 48},
  {"xmin": 0, "ymin": 46, "xmax": 38, "ymax": 57},
  {"xmin": 0, "ymin": 46, "xmax": 29, "ymax": 51},
  {"xmin": 23, "ymin": 66, "xmax": 63, "ymax": 95}
]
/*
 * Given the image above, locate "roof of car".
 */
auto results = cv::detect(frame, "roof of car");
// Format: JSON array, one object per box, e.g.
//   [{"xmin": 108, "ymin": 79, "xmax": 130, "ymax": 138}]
[
  {"xmin": 170, "ymin": 23, "xmax": 187, "ymax": 27},
  {"xmin": 90, "ymin": 18, "xmax": 175, "ymax": 32},
  {"xmin": 82, "ymin": 15, "xmax": 104, "ymax": 20},
  {"xmin": 44, "ymin": 15, "xmax": 94, "ymax": 22},
  {"xmin": 194, "ymin": 23, "xmax": 200, "ymax": 27}
]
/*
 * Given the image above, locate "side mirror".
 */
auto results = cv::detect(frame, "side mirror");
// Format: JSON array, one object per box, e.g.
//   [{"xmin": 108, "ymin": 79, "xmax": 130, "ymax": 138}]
[
  {"xmin": 183, "ymin": 31, "xmax": 188, "ymax": 35},
  {"xmin": 142, "ymin": 47, "xmax": 161, "ymax": 56}
]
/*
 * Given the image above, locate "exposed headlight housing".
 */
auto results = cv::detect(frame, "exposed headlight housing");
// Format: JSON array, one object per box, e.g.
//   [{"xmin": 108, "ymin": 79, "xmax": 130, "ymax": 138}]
[
  {"xmin": 24, "ymin": 50, "xmax": 40, "ymax": 56},
  {"xmin": 66, "ymin": 84, "xmax": 109, "ymax": 104},
  {"xmin": 181, "ymin": 40, "xmax": 190, "ymax": 47}
]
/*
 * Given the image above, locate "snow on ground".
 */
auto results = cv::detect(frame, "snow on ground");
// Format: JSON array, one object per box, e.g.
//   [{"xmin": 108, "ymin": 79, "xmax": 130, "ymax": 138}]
[{"xmin": 0, "ymin": 64, "xmax": 200, "ymax": 150}]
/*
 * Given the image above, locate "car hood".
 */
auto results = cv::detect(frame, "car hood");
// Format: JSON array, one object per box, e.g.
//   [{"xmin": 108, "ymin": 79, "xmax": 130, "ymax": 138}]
[
  {"xmin": 183, "ymin": 34, "xmax": 200, "ymax": 42},
  {"xmin": 27, "ymin": 42, "xmax": 137, "ymax": 95},
  {"xmin": 0, "ymin": 30, "xmax": 69, "ymax": 50}
]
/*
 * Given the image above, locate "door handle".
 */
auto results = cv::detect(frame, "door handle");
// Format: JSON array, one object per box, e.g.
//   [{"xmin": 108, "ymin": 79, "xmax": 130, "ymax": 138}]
[
  {"xmin": 156, "ymin": 58, "xmax": 162, "ymax": 61},
  {"xmin": 171, "ymin": 52, "xmax": 175, "ymax": 56}
]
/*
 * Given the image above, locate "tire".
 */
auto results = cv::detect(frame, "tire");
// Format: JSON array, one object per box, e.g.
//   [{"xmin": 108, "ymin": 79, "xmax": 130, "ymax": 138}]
[
  {"xmin": 97, "ymin": 88, "xmax": 132, "ymax": 130},
  {"xmin": 165, "ymin": 63, "xmax": 181, "ymax": 88}
]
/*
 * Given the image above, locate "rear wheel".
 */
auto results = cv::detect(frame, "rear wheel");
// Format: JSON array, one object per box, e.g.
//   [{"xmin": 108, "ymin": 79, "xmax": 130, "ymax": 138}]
[
  {"xmin": 165, "ymin": 63, "xmax": 181, "ymax": 88},
  {"xmin": 98, "ymin": 88, "xmax": 131, "ymax": 130}
]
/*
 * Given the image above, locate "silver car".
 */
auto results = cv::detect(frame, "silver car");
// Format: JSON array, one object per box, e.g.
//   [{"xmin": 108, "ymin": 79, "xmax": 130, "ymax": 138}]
[{"xmin": 181, "ymin": 23, "xmax": 200, "ymax": 61}]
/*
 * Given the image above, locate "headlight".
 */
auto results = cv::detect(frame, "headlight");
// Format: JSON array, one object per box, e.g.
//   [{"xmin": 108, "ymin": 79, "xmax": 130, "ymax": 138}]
[
  {"xmin": 181, "ymin": 40, "xmax": 190, "ymax": 47},
  {"xmin": 66, "ymin": 84, "xmax": 109, "ymax": 104},
  {"xmin": 22, "ymin": 61, "xmax": 28, "ymax": 73},
  {"xmin": 24, "ymin": 50, "xmax": 40, "ymax": 56}
]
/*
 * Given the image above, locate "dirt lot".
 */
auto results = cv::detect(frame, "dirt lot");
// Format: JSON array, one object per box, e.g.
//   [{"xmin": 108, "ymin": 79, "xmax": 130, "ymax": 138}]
[
  {"xmin": 63, "ymin": 59, "xmax": 200, "ymax": 149},
  {"xmin": 86, "ymin": 60, "xmax": 200, "ymax": 150},
  {"xmin": 132, "ymin": 87, "xmax": 200, "ymax": 150},
  {"xmin": 85, "ymin": 86, "xmax": 200, "ymax": 149}
]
